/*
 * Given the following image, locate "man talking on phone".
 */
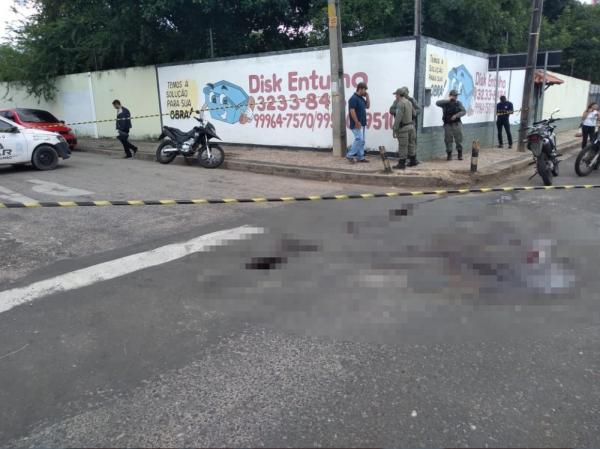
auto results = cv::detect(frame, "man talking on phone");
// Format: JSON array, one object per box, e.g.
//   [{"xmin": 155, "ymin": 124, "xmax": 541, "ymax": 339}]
[{"xmin": 346, "ymin": 82, "xmax": 370, "ymax": 164}]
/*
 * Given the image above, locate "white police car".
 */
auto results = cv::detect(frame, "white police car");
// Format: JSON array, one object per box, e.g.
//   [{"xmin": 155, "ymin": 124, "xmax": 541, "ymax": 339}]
[{"xmin": 0, "ymin": 115, "xmax": 71, "ymax": 170}]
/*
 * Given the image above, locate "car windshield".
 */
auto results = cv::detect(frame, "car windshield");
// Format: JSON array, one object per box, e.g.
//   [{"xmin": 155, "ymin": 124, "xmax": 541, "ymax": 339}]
[{"xmin": 17, "ymin": 109, "xmax": 60, "ymax": 123}]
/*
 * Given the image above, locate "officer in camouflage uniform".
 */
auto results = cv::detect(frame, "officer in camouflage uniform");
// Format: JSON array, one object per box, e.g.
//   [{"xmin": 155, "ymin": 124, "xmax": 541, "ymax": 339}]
[
  {"xmin": 390, "ymin": 88, "xmax": 421, "ymax": 126},
  {"xmin": 391, "ymin": 87, "xmax": 417, "ymax": 170},
  {"xmin": 390, "ymin": 87, "xmax": 420, "ymax": 166},
  {"xmin": 436, "ymin": 89, "xmax": 466, "ymax": 160}
]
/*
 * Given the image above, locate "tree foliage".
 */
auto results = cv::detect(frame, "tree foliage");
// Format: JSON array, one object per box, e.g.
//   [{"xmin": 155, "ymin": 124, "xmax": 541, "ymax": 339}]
[{"xmin": 1, "ymin": 0, "xmax": 600, "ymax": 100}]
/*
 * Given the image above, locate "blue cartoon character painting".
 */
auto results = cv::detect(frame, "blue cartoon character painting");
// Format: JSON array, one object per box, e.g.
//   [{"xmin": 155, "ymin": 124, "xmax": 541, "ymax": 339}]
[
  {"xmin": 202, "ymin": 81, "xmax": 255, "ymax": 125},
  {"xmin": 447, "ymin": 65, "xmax": 475, "ymax": 110}
]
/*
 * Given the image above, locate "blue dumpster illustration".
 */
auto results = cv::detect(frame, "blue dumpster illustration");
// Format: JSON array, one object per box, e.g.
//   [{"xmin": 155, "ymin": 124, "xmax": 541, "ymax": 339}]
[
  {"xmin": 447, "ymin": 65, "xmax": 475, "ymax": 110},
  {"xmin": 203, "ymin": 81, "xmax": 253, "ymax": 125}
]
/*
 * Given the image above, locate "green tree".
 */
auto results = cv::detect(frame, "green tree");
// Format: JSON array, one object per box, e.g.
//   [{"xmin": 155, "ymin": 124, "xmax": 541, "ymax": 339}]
[
  {"xmin": 306, "ymin": 0, "xmax": 413, "ymax": 45},
  {"xmin": 423, "ymin": 0, "xmax": 531, "ymax": 53},
  {"xmin": 541, "ymin": 2, "xmax": 600, "ymax": 82},
  {"xmin": 4, "ymin": 0, "xmax": 600, "ymax": 97},
  {"xmin": 4, "ymin": 0, "xmax": 314, "ymax": 99}
]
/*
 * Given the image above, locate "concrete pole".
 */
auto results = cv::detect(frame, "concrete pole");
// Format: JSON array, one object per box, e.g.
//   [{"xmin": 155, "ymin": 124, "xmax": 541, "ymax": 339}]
[
  {"xmin": 209, "ymin": 28, "xmax": 215, "ymax": 58},
  {"xmin": 517, "ymin": 0, "xmax": 544, "ymax": 152},
  {"xmin": 87, "ymin": 72, "xmax": 99, "ymax": 139},
  {"xmin": 328, "ymin": 0, "xmax": 347, "ymax": 157},
  {"xmin": 539, "ymin": 51, "xmax": 549, "ymax": 121},
  {"xmin": 492, "ymin": 54, "xmax": 500, "ymax": 148},
  {"xmin": 414, "ymin": 0, "xmax": 422, "ymax": 37}
]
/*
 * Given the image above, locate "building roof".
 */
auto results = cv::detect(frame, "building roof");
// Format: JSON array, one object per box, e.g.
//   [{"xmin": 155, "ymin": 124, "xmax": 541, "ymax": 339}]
[{"xmin": 534, "ymin": 71, "xmax": 564, "ymax": 85}]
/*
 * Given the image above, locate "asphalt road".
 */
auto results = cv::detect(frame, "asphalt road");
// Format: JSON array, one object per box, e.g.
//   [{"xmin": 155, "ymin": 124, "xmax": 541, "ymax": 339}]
[{"xmin": 1, "ymin": 151, "xmax": 600, "ymax": 447}]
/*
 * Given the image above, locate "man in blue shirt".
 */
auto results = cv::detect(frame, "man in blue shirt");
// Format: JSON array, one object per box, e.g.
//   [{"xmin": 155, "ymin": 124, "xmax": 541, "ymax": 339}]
[
  {"xmin": 347, "ymin": 82, "xmax": 370, "ymax": 163},
  {"xmin": 496, "ymin": 95, "xmax": 514, "ymax": 149}
]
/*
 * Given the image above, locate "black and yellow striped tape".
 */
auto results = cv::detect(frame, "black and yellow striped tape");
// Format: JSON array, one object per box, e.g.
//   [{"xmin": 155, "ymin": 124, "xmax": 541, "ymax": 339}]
[
  {"xmin": 32, "ymin": 95, "xmax": 526, "ymax": 130},
  {"xmin": 0, "ymin": 185, "xmax": 597, "ymax": 209}
]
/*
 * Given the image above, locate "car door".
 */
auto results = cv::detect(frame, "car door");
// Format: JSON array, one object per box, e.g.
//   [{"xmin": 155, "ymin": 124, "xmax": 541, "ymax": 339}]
[{"xmin": 0, "ymin": 118, "xmax": 29, "ymax": 164}]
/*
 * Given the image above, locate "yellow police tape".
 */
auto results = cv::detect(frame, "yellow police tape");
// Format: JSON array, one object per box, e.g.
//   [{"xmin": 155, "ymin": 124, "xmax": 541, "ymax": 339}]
[
  {"xmin": 37, "ymin": 93, "xmax": 380, "ymax": 128},
  {"xmin": 31, "ymin": 94, "xmax": 526, "ymax": 129},
  {"xmin": 0, "ymin": 184, "xmax": 597, "ymax": 209},
  {"xmin": 32, "ymin": 94, "xmax": 341, "ymax": 128}
]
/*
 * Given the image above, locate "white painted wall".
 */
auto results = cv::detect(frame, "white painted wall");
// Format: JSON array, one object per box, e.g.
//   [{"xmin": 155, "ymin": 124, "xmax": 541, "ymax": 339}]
[
  {"xmin": 91, "ymin": 66, "xmax": 161, "ymax": 138},
  {"xmin": 543, "ymin": 71, "xmax": 590, "ymax": 119},
  {"xmin": 0, "ymin": 74, "xmax": 97, "ymax": 137},
  {"xmin": 0, "ymin": 40, "xmax": 589, "ymax": 149},
  {"xmin": 157, "ymin": 40, "xmax": 416, "ymax": 151},
  {"xmin": 424, "ymin": 44, "xmax": 527, "ymax": 127}
]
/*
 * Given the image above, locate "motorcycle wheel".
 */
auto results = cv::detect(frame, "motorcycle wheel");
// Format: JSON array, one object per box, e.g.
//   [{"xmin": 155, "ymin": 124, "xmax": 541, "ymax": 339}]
[
  {"xmin": 574, "ymin": 144, "xmax": 598, "ymax": 177},
  {"xmin": 536, "ymin": 153, "xmax": 553, "ymax": 186},
  {"xmin": 198, "ymin": 144, "xmax": 225, "ymax": 169},
  {"xmin": 156, "ymin": 140, "xmax": 177, "ymax": 165}
]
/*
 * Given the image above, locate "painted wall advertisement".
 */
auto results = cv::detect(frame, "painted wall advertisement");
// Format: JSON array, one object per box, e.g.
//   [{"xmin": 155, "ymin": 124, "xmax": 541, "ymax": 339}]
[
  {"xmin": 157, "ymin": 41, "xmax": 416, "ymax": 150},
  {"xmin": 424, "ymin": 44, "xmax": 523, "ymax": 127}
]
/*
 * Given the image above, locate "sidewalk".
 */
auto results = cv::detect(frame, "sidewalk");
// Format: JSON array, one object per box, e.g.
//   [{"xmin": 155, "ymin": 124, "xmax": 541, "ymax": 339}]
[{"xmin": 77, "ymin": 129, "xmax": 582, "ymax": 188}]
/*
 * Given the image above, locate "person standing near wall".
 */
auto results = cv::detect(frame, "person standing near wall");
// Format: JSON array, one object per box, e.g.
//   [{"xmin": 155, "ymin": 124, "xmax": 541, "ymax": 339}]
[
  {"xmin": 346, "ymin": 82, "xmax": 370, "ymax": 164},
  {"xmin": 391, "ymin": 87, "xmax": 418, "ymax": 169},
  {"xmin": 496, "ymin": 95, "xmax": 514, "ymax": 149},
  {"xmin": 581, "ymin": 102, "xmax": 599, "ymax": 149},
  {"xmin": 112, "ymin": 100, "xmax": 137, "ymax": 159},
  {"xmin": 390, "ymin": 88, "xmax": 420, "ymax": 126},
  {"xmin": 436, "ymin": 90, "xmax": 466, "ymax": 160}
]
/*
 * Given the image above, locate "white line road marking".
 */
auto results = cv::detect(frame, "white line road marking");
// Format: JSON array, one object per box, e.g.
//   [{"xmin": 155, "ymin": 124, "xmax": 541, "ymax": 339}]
[
  {"xmin": 28, "ymin": 179, "xmax": 94, "ymax": 197},
  {"xmin": 0, "ymin": 185, "xmax": 37, "ymax": 204},
  {"xmin": 0, "ymin": 225, "xmax": 265, "ymax": 314}
]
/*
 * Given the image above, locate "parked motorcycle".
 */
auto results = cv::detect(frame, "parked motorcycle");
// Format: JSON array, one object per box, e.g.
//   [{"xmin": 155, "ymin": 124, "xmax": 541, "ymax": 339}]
[
  {"xmin": 156, "ymin": 111, "xmax": 225, "ymax": 168},
  {"xmin": 526, "ymin": 108, "xmax": 561, "ymax": 186},
  {"xmin": 574, "ymin": 131, "xmax": 600, "ymax": 177}
]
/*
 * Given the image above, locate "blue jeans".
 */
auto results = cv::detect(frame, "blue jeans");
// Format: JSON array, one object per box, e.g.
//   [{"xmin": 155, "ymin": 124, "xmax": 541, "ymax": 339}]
[{"xmin": 347, "ymin": 127, "xmax": 366, "ymax": 160}]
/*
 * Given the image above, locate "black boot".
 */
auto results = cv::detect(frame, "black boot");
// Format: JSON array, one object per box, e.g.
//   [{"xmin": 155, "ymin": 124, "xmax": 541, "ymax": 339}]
[
  {"xmin": 407, "ymin": 156, "xmax": 419, "ymax": 167},
  {"xmin": 447, "ymin": 152, "xmax": 452, "ymax": 161},
  {"xmin": 457, "ymin": 151, "xmax": 463, "ymax": 161},
  {"xmin": 395, "ymin": 159, "xmax": 406, "ymax": 170}
]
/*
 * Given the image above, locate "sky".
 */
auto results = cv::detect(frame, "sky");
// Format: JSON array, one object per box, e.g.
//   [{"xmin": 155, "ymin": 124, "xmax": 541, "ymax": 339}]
[{"xmin": 0, "ymin": 0, "xmax": 36, "ymax": 43}]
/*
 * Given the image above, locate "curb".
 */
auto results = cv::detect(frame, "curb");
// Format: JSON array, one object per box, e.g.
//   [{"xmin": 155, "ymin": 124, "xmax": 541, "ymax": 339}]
[
  {"xmin": 79, "ymin": 146, "xmax": 466, "ymax": 188},
  {"xmin": 79, "ymin": 140, "xmax": 582, "ymax": 189},
  {"xmin": 468, "ymin": 140, "xmax": 581, "ymax": 183},
  {"xmin": 222, "ymin": 159, "xmax": 465, "ymax": 188}
]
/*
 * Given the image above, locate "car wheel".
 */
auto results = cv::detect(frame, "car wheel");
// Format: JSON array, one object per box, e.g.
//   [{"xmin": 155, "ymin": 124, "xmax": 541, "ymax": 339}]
[{"xmin": 32, "ymin": 145, "xmax": 59, "ymax": 171}]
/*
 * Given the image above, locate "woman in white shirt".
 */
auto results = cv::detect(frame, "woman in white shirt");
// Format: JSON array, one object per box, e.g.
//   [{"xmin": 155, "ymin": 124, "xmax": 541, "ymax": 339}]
[{"xmin": 581, "ymin": 102, "xmax": 599, "ymax": 148}]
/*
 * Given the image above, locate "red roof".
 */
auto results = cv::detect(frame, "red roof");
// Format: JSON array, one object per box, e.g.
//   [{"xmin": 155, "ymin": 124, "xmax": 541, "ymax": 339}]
[{"xmin": 534, "ymin": 71, "xmax": 564, "ymax": 85}]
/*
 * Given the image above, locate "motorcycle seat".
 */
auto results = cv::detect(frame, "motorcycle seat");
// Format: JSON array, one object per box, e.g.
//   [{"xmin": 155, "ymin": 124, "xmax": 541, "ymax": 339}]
[{"xmin": 164, "ymin": 126, "xmax": 196, "ymax": 142}]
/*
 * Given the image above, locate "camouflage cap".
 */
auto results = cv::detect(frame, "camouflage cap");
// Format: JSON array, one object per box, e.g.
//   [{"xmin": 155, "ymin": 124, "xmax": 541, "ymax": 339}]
[{"xmin": 393, "ymin": 87, "xmax": 410, "ymax": 96}]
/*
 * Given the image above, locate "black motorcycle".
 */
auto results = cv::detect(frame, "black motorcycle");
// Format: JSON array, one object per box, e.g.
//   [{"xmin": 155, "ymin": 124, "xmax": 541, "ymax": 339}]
[
  {"xmin": 575, "ymin": 130, "xmax": 600, "ymax": 177},
  {"xmin": 156, "ymin": 111, "xmax": 225, "ymax": 168},
  {"xmin": 526, "ymin": 108, "xmax": 561, "ymax": 186}
]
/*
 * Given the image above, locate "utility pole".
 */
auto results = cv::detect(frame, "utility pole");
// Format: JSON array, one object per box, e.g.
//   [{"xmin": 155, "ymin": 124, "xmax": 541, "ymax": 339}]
[
  {"xmin": 492, "ymin": 54, "xmax": 500, "ymax": 147},
  {"xmin": 517, "ymin": 0, "xmax": 544, "ymax": 152},
  {"xmin": 539, "ymin": 51, "xmax": 549, "ymax": 122},
  {"xmin": 328, "ymin": 0, "xmax": 347, "ymax": 157},
  {"xmin": 414, "ymin": 0, "xmax": 422, "ymax": 36}
]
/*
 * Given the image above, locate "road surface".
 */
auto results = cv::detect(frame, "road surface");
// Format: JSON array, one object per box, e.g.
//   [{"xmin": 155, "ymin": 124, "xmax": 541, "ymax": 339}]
[{"xmin": 1, "ymin": 152, "xmax": 599, "ymax": 447}]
